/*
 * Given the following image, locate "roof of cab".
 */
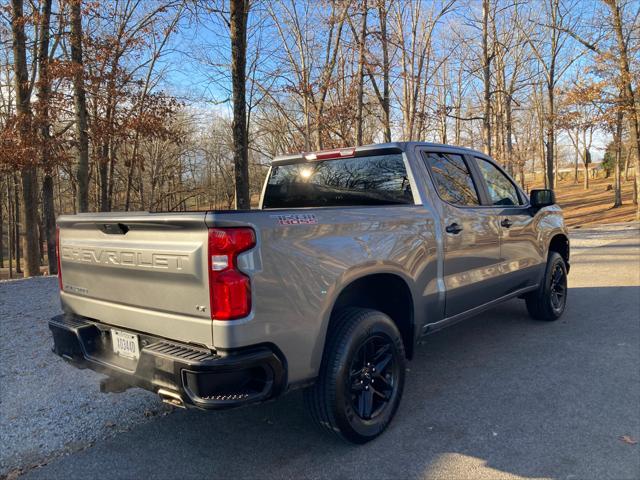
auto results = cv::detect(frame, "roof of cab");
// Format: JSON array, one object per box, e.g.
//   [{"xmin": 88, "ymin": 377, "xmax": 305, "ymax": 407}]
[{"xmin": 271, "ymin": 141, "xmax": 485, "ymax": 164}]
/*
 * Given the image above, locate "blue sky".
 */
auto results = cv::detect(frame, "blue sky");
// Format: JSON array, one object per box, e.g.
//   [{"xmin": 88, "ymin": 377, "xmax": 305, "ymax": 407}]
[{"xmin": 150, "ymin": 0, "xmax": 614, "ymax": 159}]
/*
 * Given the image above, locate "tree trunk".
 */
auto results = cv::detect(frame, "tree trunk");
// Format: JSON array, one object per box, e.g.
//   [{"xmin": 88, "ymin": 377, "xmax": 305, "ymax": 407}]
[
  {"xmin": 355, "ymin": 0, "xmax": 368, "ymax": 146},
  {"xmin": 505, "ymin": 95, "xmax": 514, "ymax": 176},
  {"xmin": 378, "ymin": 0, "xmax": 391, "ymax": 142},
  {"xmin": 624, "ymin": 148, "xmax": 631, "ymax": 181},
  {"xmin": 554, "ymin": 137, "xmax": 559, "ymax": 186},
  {"xmin": 607, "ymin": 0, "xmax": 640, "ymax": 218},
  {"xmin": 38, "ymin": 0, "xmax": 57, "ymax": 274},
  {"xmin": 99, "ymin": 158, "xmax": 109, "ymax": 211},
  {"xmin": 583, "ymin": 162, "xmax": 589, "ymax": 190},
  {"xmin": 7, "ymin": 181, "xmax": 13, "ymax": 278},
  {"xmin": 613, "ymin": 105, "xmax": 623, "ymax": 207},
  {"xmin": 14, "ymin": 175, "xmax": 22, "ymax": 274},
  {"xmin": 230, "ymin": 0, "xmax": 250, "ymax": 209},
  {"xmin": 99, "ymin": 135, "xmax": 110, "ymax": 212},
  {"xmin": 11, "ymin": 0, "xmax": 40, "ymax": 277},
  {"xmin": 534, "ymin": 84, "xmax": 547, "ymax": 187},
  {"xmin": 124, "ymin": 159, "xmax": 135, "ymax": 211},
  {"xmin": 138, "ymin": 161, "xmax": 145, "ymax": 210},
  {"xmin": 42, "ymin": 173, "xmax": 56, "ymax": 273},
  {"xmin": 481, "ymin": 0, "xmax": 492, "ymax": 155},
  {"xmin": 573, "ymin": 130, "xmax": 579, "ymax": 183},
  {"xmin": 38, "ymin": 213, "xmax": 45, "ymax": 264},
  {"xmin": 546, "ymin": 85, "xmax": 555, "ymax": 189},
  {"xmin": 70, "ymin": 0, "xmax": 90, "ymax": 213},
  {"xmin": 19, "ymin": 170, "xmax": 40, "ymax": 276},
  {"xmin": 583, "ymin": 146, "xmax": 590, "ymax": 190},
  {"xmin": 108, "ymin": 146, "xmax": 116, "ymax": 210}
]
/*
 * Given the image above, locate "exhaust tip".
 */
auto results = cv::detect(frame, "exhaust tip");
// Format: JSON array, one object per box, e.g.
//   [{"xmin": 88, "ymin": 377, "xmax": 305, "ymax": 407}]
[{"xmin": 158, "ymin": 388, "xmax": 186, "ymax": 409}]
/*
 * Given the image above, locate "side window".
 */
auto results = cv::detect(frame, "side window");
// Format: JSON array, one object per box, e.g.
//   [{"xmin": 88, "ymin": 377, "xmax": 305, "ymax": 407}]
[
  {"xmin": 424, "ymin": 152, "xmax": 480, "ymax": 206},
  {"xmin": 475, "ymin": 158, "xmax": 522, "ymax": 206}
]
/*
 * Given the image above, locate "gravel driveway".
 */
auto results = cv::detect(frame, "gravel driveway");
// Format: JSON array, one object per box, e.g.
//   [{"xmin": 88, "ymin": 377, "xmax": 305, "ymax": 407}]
[
  {"xmin": 0, "ymin": 277, "xmax": 172, "ymax": 477},
  {"xmin": 1, "ymin": 223, "xmax": 638, "ymax": 479}
]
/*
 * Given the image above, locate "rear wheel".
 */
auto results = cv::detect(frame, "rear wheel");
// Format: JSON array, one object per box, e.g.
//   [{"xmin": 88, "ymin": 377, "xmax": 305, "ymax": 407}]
[
  {"xmin": 525, "ymin": 252, "xmax": 568, "ymax": 321},
  {"xmin": 304, "ymin": 308, "xmax": 406, "ymax": 444}
]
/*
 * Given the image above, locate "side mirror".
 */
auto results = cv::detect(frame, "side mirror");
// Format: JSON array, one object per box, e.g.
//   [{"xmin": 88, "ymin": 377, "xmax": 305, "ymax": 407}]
[{"xmin": 530, "ymin": 189, "xmax": 555, "ymax": 209}]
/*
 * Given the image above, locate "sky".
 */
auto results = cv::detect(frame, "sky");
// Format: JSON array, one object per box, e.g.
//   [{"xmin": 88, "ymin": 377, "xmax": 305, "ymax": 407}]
[{"xmin": 148, "ymin": 0, "xmax": 615, "ymax": 161}]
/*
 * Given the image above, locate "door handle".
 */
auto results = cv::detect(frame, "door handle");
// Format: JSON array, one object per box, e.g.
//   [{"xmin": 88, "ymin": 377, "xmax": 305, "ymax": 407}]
[
  {"xmin": 501, "ymin": 218, "xmax": 513, "ymax": 228},
  {"xmin": 445, "ymin": 222, "xmax": 463, "ymax": 234}
]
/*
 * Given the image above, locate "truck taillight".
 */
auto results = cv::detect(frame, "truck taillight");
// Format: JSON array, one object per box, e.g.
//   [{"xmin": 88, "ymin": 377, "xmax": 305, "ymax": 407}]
[
  {"xmin": 56, "ymin": 226, "xmax": 63, "ymax": 290},
  {"xmin": 208, "ymin": 227, "xmax": 256, "ymax": 320}
]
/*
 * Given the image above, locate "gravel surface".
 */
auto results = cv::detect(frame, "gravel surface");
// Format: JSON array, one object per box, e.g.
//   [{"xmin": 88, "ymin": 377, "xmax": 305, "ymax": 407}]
[{"xmin": 0, "ymin": 277, "xmax": 172, "ymax": 477}]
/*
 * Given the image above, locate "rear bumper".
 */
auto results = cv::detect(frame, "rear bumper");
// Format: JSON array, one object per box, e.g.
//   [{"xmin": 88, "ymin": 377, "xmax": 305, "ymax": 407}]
[{"xmin": 49, "ymin": 314, "xmax": 286, "ymax": 409}]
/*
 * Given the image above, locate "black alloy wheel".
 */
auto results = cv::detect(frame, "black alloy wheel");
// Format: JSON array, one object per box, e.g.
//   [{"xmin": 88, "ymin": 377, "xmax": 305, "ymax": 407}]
[
  {"xmin": 549, "ymin": 262, "xmax": 567, "ymax": 314},
  {"xmin": 525, "ymin": 251, "xmax": 568, "ymax": 321},
  {"xmin": 348, "ymin": 334, "xmax": 400, "ymax": 421}
]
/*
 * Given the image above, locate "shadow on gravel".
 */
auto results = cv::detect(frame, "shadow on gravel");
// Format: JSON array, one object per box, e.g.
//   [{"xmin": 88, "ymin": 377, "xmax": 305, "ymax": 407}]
[{"xmin": 24, "ymin": 286, "xmax": 640, "ymax": 480}]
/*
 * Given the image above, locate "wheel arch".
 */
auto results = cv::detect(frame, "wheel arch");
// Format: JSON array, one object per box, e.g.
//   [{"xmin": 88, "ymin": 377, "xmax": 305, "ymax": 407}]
[
  {"xmin": 548, "ymin": 233, "xmax": 570, "ymax": 272},
  {"xmin": 326, "ymin": 273, "xmax": 415, "ymax": 359}
]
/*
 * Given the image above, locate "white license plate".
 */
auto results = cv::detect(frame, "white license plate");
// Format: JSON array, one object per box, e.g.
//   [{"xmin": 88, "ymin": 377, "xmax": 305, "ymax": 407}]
[{"xmin": 111, "ymin": 329, "xmax": 140, "ymax": 360}]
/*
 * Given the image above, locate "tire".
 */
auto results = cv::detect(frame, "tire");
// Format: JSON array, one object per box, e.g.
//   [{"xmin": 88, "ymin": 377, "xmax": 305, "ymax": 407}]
[
  {"xmin": 525, "ymin": 252, "xmax": 568, "ymax": 321},
  {"xmin": 304, "ymin": 308, "xmax": 406, "ymax": 444}
]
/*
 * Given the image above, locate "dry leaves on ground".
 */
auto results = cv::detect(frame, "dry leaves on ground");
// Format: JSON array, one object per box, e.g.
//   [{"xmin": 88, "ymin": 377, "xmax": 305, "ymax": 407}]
[{"xmin": 619, "ymin": 435, "xmax": 638, "ymax": 445}]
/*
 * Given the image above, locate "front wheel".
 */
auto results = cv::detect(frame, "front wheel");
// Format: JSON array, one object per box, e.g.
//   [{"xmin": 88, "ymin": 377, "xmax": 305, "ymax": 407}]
[
  {"xmin": 525, "ymin": 252, "xmax": 568, "ymax": 321},
  {"xmin": 304, "ymin": 308, "xmax": 406, "ymax": 444}
]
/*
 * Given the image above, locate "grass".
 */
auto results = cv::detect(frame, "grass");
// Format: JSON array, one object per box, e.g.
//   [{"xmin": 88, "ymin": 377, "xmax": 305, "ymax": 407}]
[{"xmin": 531, "ymin": 176, "xmax": 638, "ymax": 228}]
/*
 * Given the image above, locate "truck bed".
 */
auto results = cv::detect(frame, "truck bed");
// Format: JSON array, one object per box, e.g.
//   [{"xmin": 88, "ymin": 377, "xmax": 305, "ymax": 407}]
[{"xmin": 57, "ymin": 205, "xmax": 434, "ymax": 382}]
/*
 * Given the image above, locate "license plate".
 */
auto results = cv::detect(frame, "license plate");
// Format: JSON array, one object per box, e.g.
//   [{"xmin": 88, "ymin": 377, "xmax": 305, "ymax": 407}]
[{"xmin": 111, "ymin": 329, "xmax": 140, "ymax": 360}]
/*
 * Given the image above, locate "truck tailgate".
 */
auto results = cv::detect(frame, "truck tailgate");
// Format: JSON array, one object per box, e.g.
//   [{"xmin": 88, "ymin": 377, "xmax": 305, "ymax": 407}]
[{"xmin": 57, "ymin": 213, "xmax": 213, "ymax": 347}]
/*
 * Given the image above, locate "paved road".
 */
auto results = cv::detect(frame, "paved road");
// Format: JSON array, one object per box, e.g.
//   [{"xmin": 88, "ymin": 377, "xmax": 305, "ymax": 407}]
[{"xmin": 10, "ymin": 226, "xmax": 640, "ymax": 479}]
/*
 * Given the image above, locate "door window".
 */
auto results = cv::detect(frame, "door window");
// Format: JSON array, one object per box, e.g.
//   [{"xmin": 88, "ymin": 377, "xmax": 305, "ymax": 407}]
[
  {"xmin": 475, "ymin": 158, "xmax": 522, "ymax": 206},
  {"xmin": 424, "ymin": 153, "xmax": 480, "ymax": 206}
]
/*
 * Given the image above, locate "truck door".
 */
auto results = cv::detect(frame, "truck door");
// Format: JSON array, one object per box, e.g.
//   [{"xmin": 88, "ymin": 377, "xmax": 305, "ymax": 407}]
[
  {"xmin": 422, "ymin": 151, "xmax": 502, "ymax": 317},
  {"xmin": 471, "ymin": 156, "xmax": 543, "ymax": 294}
]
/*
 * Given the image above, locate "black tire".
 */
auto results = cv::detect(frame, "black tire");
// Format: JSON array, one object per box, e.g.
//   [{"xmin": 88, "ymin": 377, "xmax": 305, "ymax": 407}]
[
  {"xmin": 525, "ymin": 252, "xmax": 568, "ymax": 321},
  {"xmin": 304, "ymin": 308, "xmax": 406, "ymax": 444}
]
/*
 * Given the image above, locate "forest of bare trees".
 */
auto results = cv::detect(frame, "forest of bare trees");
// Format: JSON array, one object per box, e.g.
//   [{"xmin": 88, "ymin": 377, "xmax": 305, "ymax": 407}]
[{"xmin": 1, "ymin": 0, "xmax": 639, "ymax": 277}]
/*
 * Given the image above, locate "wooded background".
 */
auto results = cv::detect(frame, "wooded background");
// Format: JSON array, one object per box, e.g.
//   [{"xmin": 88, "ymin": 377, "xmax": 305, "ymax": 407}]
[{"xmin": 1, "ymin": 0, "xmax": 639, "ymax": 278}]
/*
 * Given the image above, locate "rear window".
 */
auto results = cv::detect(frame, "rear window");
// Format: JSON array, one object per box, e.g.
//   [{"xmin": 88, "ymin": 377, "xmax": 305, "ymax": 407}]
[{"xmin": 263, "ymin": 154, "xmax": 414, "ymax": 209}]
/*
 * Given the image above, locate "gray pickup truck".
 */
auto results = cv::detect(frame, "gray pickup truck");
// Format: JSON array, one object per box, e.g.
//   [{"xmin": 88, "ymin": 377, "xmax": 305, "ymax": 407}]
[{"xmin": 50, "ymin": 142, "xmax": 569, "ymax": 443}]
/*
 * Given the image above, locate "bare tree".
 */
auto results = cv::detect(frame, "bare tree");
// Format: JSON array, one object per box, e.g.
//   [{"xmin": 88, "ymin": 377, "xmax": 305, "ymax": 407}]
[
  {"xmin": 230, "ymin": 0, "xmax": 250, "ymax": 209},
  {"xmin": 395, "ymin": 0, "xmax": 454, "ymax": 141},
  {"xmin": 605, "ymin": 0, "xmax": 640, "ymax": 218},
  {"xmin": 375, "ymin": 0, "xmax": 392, "ymax": 142},
  {"xmin": 10, "ymin": 0, "xmax": 41, "ymax": 277},
  {"xmin": 355, "ymin": 0, "xmax": 368, "ymax": 146},
  {"xmin": 70, "ymin": 0, "xmax": 90, "ymax": 212},
  {"xmin": 481, "ymin": 0, "xmax": 493, "ymax": 155},
  {"xmin": 523, "ymin": 0, "xmax": 582, "ymax": 189},
  {"xmin": 38, "ymin": 0, "xmax": 57, "ymax": 274}
]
